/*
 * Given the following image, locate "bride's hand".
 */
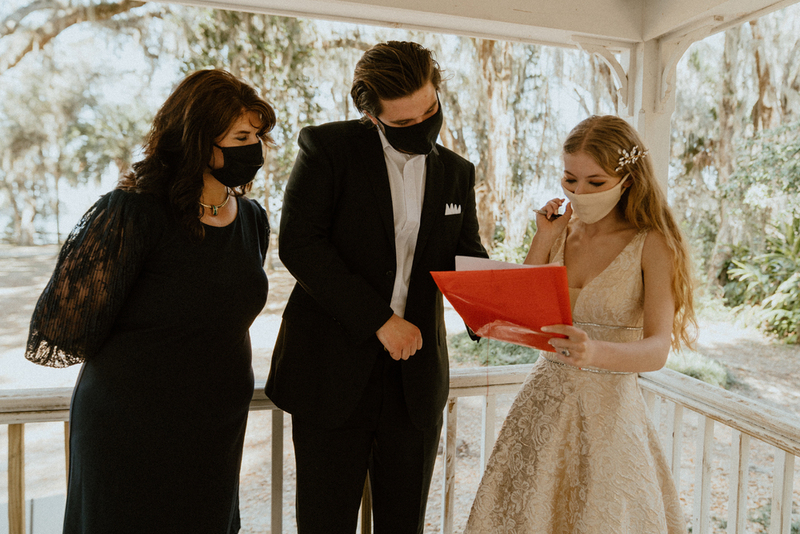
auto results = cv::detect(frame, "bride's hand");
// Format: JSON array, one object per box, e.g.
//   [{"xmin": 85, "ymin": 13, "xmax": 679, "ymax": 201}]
[
  {"xmin": 524, "ymin": 199, "xmax": 573, "ymax": 266},
  {"xmin": 541, "ymin": 324, "xmax": 595, "ymax": 368},
  {"xmin": 535, "ymin": 199, "xmax": 571, "ymax": 233}
]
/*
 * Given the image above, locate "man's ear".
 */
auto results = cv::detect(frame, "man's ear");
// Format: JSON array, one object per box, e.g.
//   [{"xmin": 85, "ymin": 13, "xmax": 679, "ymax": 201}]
[{"xmin": 364, "ymin": 112, "xmax": 379, "ymax": 126}]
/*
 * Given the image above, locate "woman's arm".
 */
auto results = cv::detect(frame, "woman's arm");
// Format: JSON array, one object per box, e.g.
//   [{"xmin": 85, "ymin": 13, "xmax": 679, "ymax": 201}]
[
  {"xmin": 25, "ymin": 190, "xmax": 159, "ymax": 367},
  {"xmin": 523, "ymin": 199, "xmax": 572, "ymax": 265},
  {"xmin": 543, "ymin": 231, "xmax": 675, "ymax": 373}
]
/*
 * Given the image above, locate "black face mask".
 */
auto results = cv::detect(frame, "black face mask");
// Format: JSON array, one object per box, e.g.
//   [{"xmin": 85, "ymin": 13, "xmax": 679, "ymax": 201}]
[
  {"xmin": 377, "ymin": 100, "xmax": 443, "ymax": 155},
  {"xmin": 210, "ymin": 141, "xmax": 264, "ymax": 188}
]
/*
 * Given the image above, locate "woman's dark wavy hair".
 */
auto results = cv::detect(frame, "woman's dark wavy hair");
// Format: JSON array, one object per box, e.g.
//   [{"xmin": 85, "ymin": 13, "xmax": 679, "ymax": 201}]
[
  {"xmin": 350, "ymin": 41, "xmax": 441, "ymax": 124},
  {"xmin": 119, "ymin": 69, "xmax": 276, "ymax": 240}
]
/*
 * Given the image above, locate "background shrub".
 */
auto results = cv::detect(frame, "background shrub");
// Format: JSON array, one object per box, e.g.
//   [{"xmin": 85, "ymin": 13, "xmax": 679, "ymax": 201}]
[{"xmin": 725, "ymin": 215, "xmax": 800, "ymax": 343}]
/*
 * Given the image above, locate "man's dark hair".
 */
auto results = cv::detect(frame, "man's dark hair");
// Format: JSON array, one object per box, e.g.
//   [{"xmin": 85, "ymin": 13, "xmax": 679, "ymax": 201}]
[{"xmin": 350, "ymin": 41, "xmax": 441, "ymax": 122}]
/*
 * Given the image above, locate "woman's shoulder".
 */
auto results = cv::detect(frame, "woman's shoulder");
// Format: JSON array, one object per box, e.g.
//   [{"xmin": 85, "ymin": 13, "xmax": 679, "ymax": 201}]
[
  {"xmin": 239, "ymin": 196, "xmax": 270, "ymax": 256},
  {"xmin": 641, "ymin": 229, "xmax": 672, "ymax": 264},
  {"xmin": 239, "ymin": 196, "xmax": 266, "ymax": 218},
  {"xmin": 239, "ymin": 196, "xmax": 270, "ymax": 230},
  {"xmin": 83, "ymin": 188, "xmax": 171, "ymax": 237},
  {"xmin": 102, "ymin": 188, "xmax": 168, "ymax": 214}
]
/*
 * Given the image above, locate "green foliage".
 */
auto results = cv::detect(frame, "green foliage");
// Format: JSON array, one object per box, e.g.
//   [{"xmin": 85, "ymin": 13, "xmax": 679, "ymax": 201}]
[
  {"xmin": 0, "ymin": 40, "xmax": 155, "ymax": 243},
  {"xmin": 670, "ymin": 21, "xmax": 800, "ymax": 290},
  {"xmin": 490, "ymin": 219, "xmax": 536, "ymax": 263},
  {"xmin": 694, "ymin": 285, "xmax": 735, "ymax": 322},
  {"xmin": 731, "ymin": 120, "xmax": 800, "ymax": 200},
  {"xmin": 448, "ymin": 332, "xmax": 539, "ymax": 366},
  {"xmin": 0, "ymin": 1, "xmax": 178, "ymax": 244},
  {"xmin": 724, "ymin": 215, "xmax": 800, "ymax": 343},
  {"xmin": 684, "ymin": 214, "xmax": 720, "ymax": 283},
  {"xmin": 68, "ymin": 100, "xmax": 152, "ymax": 184},
  {"xmin": 666, "ymin": 349, "xmax": 732, "ymax": 388},
  {"xmin": 749, "ymin": 501, "xmax": 800, "ymax": 534},
  {"xmin": 718, "ymin": 244, "xmax": 754, "ymax": 300}
]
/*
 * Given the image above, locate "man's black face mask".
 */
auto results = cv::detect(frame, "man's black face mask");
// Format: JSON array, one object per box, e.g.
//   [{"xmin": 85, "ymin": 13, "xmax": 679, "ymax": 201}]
[{"xmin": 377, "ymin": 100, "xmax": 443, "ymax": 155}]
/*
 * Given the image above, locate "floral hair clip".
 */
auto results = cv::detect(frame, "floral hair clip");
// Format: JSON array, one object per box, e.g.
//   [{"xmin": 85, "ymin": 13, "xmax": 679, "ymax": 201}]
[{"xmin": 615, "ymin": 146, "xmax": 649, "ymax": 172}]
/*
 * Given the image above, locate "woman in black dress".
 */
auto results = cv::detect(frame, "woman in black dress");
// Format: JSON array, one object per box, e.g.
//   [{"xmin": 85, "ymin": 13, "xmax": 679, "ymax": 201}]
[{"xmin": 25, "ymin": 69, "xmax": 276, "ymax": 534}]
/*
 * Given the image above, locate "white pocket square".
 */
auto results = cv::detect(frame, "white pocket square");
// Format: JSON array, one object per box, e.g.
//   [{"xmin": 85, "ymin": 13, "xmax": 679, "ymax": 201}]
[{"xmin": 444, "ymin": 203, "xmax": 462, "ymax": 216}]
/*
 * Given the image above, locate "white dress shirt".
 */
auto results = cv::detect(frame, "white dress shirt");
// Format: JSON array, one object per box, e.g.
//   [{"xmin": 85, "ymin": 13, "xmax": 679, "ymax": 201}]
[{"xmin": 378, "ymin": 128, "xmax": 427, "ymax": 318}]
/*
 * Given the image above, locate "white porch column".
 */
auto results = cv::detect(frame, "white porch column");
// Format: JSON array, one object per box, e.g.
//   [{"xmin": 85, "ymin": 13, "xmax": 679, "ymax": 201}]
[
  {"xmin": 573, "ymin": 37, "xmax": 677, "ymax": 193},
  {"xmin": 635, "ymin": 39, "xmax": 677, "ymax": 192},
  {"xmin": 632, "ymin": 26, "xmax": 713, "ymax": 192}
]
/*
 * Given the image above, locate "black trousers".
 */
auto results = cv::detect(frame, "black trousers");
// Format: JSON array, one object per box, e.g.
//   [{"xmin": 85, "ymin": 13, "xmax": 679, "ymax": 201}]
[{"xmin": 291, "ymin": 352, "xmax": 443, "ymax": 534}]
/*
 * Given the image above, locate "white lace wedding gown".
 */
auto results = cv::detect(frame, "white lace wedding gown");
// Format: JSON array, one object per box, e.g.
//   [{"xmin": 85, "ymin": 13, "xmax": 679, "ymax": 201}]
[{"xmin": 464, "ymin": 228, "xmax": 686, "ymax": 534}]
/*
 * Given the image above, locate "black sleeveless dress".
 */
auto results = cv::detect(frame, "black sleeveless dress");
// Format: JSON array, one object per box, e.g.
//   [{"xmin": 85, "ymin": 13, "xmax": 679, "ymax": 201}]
[{"xmin": 26, "ymin": 189, "xmax": 269, "ymax": 534}]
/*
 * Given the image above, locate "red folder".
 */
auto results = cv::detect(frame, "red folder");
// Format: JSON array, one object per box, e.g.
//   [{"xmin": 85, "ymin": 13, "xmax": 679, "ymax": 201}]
[{"xmin": 431, "ymin": 260, "xmax": 572, "ymax": 352}]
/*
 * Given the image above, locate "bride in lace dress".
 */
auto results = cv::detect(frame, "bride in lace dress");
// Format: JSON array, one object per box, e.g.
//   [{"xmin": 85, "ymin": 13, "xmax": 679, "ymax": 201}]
[{"xmin": 464, "ymin": 115, "xmax": 696, "ymax": 534}]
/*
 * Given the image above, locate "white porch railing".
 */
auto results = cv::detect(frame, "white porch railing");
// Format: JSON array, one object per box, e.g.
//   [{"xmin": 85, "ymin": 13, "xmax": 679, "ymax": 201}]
[{"xmin": 2, "ymin": 365, "xmax": 799, "ymax": 534}]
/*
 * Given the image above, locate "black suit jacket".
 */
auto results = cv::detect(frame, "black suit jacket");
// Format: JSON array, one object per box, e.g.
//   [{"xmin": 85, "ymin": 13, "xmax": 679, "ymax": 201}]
[{"xmin": 266, "ymin": 119, "xmax": 487, "ymax": 429}]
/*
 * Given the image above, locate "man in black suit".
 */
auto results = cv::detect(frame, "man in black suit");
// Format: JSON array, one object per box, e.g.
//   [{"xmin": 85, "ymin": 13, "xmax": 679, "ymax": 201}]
[{"xmin": 266, "ymin": 41, "xmax": 487, "ymax": 534}]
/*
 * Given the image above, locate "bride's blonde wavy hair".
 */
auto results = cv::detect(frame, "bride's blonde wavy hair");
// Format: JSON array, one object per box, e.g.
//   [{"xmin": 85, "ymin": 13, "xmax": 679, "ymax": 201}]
[{"xmin": 563, "ymin": 115, "xmax": 697, "ymax": 349}]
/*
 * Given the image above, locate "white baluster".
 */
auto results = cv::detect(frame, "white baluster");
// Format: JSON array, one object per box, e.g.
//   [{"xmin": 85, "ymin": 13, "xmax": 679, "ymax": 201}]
[
  {"xmin": 769, "ymin": 449, "xmax": 795, "ymax": 534},
  {"xmin": 726, "ymin": 430, "xmax": 750, "ymax": 534},
  {"xmin": 692, "ymin": 415, "xmax": 714, "ymax": 534},
  {"xmin": 671, "ymin": 404, "xmax": 684, "ymax": 489}
]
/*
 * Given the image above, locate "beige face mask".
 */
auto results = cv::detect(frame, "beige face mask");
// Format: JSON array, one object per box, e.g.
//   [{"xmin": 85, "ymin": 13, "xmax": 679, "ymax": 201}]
[{"xmin": 561, "ymin": 178, "xmax": 626, "ymax": 224}]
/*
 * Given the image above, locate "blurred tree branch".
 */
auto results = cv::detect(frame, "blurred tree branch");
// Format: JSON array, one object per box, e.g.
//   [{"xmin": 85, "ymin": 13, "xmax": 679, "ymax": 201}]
[{"xmin": 1, "ymin": 0, "xmax": 145, "ymax": 74}]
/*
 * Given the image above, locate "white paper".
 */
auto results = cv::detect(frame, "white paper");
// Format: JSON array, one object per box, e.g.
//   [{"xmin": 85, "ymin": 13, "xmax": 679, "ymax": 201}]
[{"xmin": 455, "ymin": 255, "xmax": 537, "ymax": 271}]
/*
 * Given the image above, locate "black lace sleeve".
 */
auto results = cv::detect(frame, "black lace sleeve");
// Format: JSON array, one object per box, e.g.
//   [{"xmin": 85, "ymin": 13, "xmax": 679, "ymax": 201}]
[{"xmin": 25, "ymin": 189, "xmax": 163, "ymax": 367}]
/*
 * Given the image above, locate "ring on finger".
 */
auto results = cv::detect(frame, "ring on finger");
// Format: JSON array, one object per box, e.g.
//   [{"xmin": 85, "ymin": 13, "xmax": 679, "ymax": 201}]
[{"xmin": 560, "ymin": 349, "xmax": 570, "ymax": 358}]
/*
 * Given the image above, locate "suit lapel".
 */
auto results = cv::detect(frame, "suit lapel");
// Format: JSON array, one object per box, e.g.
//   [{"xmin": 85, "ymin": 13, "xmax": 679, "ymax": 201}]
[
  {"xmin": 412, "ymin": 149, "xmax": 445, "ymax": 270},
  {"xmin": 359, "ymin": 128, "xmax": 396, "ymax": 247}
]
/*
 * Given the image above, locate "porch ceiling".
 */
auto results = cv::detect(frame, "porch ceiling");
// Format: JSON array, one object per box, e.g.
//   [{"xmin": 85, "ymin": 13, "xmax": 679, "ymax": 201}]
[{"xmin": 170, "ymin": 0, "xmax": 800, "ymax": 48}]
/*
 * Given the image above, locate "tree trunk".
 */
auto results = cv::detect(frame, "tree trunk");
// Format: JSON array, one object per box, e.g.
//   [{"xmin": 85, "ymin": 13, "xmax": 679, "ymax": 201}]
[
  {"xmin": 779, "ymin": 39, "xmax": 800, "ymax": 119},
  {"xmin": 749, "ymin": 20, "xmax": 778, "ymax": 132},
  {"xmin": 707, "ymin": 27, "xmax": 743, "ymax": 285},
  {"xmin": 472, "ymin": 39, "xmax": 514, "ymax": 251},
  {"xmin": 439, "ymin": 80, "xmax": 469, "ymax": 158}
]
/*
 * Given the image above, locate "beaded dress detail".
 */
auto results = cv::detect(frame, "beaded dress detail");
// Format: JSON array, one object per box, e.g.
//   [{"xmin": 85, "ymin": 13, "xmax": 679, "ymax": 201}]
[{"xmin": 464, "ymin": 227, "xmax": 686, "ymax": 534}]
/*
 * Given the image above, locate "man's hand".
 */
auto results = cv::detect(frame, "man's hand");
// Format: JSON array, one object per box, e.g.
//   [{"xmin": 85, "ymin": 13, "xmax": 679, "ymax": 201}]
[{"xmin": 376, "ymin": 314, "xmax": 423, "ymax": 361}]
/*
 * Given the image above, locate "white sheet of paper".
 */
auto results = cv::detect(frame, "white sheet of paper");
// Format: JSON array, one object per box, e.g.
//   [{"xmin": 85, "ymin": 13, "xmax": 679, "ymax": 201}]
[{"xmin": 455, "ymin": 255, "xmax": 537, "ymax": 271}]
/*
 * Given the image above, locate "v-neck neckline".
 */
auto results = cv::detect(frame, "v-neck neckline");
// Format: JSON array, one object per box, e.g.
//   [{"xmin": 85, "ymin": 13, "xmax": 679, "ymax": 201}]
[{"xmin": 564, "ymin": 227, "xmax": 645, "ymax": 294}]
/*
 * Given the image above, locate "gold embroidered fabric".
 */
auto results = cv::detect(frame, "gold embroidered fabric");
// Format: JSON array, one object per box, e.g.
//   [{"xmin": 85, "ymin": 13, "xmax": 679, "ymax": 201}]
[{"xmin": 464, "ymin": 228, "xmax": 686, "ymax": 533}]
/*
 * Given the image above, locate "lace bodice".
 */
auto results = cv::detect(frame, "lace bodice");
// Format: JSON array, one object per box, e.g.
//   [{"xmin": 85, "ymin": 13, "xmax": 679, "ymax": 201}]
[{"xmin": 549, "ymin": 225, "xmax": 647, "ymax": 344}]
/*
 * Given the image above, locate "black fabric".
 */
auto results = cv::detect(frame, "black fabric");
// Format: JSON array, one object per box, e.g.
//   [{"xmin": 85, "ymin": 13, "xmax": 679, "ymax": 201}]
[
  {"xmin": 291, "ymin": 352, "xmax": 442, "ymax": 534},
  {"xmin": 267, "ymin": 119, "xmax": 488, "ymax": 431},
  {"xmin": 26, "ymin": 190, "xmax": 162, "ymax": 367},
  {"xmin": 26, "ymin": 189, "xmax": 269, "ymax": 534}
]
